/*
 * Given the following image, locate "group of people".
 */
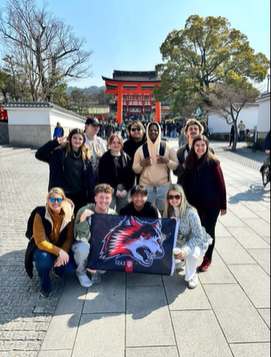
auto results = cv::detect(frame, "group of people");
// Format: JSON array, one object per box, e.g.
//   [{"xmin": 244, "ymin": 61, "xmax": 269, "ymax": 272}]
[{"xmin": 26, "ymin": 117, "xmax": 227, "ymax": 297}]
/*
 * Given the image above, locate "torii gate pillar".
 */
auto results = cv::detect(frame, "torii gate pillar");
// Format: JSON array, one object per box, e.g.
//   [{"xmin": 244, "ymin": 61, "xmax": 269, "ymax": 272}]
[
  {"xmin": 117, "ymin": 85, "xmax": 123, "ymax": 124},
  {"xmin": 155, "ymin": 102, "xmax": 161, "ymax": 123}
]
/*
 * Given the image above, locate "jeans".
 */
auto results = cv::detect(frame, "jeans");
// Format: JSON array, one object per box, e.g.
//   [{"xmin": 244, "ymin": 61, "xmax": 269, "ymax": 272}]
[
  {"xmin": 71, "ymin": 241, "xmax": 90, "ymax": 275},
  {"xmin": 145, "ymin": 184, "xmax": 169, "ymax": 211},
  {"xmin": 33, "ymin": 249, "xmax": 75, "ymax": 293}
]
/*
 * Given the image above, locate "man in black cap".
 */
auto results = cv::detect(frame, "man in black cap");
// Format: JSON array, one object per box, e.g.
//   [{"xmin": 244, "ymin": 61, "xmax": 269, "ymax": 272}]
[{"xmin": 85, "ymin": 117, "xmax": 107, "ymax": 184}]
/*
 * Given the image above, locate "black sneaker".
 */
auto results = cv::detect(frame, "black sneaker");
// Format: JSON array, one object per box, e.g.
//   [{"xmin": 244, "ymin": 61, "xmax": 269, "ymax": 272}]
[{"xmin": 40, "ymin": 289, "xmax": 51, "ymax": 298}]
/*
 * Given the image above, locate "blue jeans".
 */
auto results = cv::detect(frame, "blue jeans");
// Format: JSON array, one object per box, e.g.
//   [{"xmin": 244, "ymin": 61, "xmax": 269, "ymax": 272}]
[{"xmin": 33, "ymin": 249, "xmax": 75, "ymax": 293}]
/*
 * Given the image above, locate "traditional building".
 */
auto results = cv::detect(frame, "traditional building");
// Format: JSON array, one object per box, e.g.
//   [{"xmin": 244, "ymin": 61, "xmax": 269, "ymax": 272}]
[{"xmin": 102, "ymin": 70, "xmax": 161, "ymax": 123}]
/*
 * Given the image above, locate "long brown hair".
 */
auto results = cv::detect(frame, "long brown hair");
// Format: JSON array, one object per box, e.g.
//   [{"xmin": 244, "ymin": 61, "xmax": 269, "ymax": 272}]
[
  {"xmin": 185, "ymin": 135, "xmax": 219, "ymax": 169},
  {"xmin": 57, "ymin": 128, "xmax": 91, "ymax": 161}
]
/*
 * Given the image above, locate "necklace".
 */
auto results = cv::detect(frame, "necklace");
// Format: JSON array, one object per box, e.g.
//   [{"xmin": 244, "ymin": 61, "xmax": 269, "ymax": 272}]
[{"xmin": 72, "ymin": 150, "xmax": 81, "ymax": 159}]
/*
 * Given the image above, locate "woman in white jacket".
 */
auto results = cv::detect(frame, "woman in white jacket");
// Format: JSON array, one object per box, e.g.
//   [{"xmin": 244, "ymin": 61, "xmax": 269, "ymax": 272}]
[{"xmin": 164, "ymin": 184, "xmax": 212, "ymax": 289}]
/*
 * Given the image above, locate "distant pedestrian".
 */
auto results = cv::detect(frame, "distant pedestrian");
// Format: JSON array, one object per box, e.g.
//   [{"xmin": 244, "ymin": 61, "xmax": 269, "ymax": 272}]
[
  {"xmin": 202, "ymin": 123, "xmax": 210, "ymax": 138},
  {"xmin": 238, "ymin": 121, "xmax": 246, "ymax": 141},
  {"xmin": 178, "ymin": 127, "xmax": 188, "ymax": 147},
  {"xmin": 229, "ymin": 124, "xmax": 235, "ymax": 147},
  {"xmin": 245, "ymin": 129, "xmax": 251, "ymax": 142},
  {"xmin": 105, "ymin": 120, "xmax": 116, "ymax": 140},
  {"xmin": 53, "ymin": 122, "xmax": 64, "ymax": 139}
]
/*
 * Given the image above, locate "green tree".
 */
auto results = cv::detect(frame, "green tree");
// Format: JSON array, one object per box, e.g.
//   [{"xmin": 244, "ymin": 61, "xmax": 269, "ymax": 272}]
[
  {"xmin": 69, "ymin": 89, "xmax": 90, "ymax": 115},
  {"xmin": 204, "ymin": 79, "xmax": 259, "ymax": 151},
  {"xmin": 155, "ymin": 15, "xmax": 269, "ymax": 114},
  {"xmin": 0, "ymin": 55, "xmax": 32, "ymax": 101}
]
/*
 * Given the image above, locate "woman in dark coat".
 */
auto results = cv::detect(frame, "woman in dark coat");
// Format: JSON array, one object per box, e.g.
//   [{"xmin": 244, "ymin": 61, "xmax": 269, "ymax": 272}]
[
  {"xmin": 35, "ymin": 128, "xmax": 94, "ymax": 214},
  {"xmin": 98, "ymin": 133, "xmax": 135, "ymax": 213},
  {"xmin": 183, "ymin": 135, "xmax": 227, "ymax": 272}
]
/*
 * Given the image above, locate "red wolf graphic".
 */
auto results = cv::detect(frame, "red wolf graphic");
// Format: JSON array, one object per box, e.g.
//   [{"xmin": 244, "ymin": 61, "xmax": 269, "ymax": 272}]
[{"xmin": 100, "ymin": 216, "xmax": 165, "ymax": 266}]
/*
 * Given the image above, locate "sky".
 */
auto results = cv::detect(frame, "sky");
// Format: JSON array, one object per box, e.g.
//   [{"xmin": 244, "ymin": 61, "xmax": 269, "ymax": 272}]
[{"xmin": 2, "ymin": 0, "xmax": 270, "ymax": 89}]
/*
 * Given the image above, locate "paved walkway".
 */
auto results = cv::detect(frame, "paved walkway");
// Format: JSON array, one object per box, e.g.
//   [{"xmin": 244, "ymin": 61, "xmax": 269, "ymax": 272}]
[{"xmin": 0, "ymin": 140, "xmax": 270, "ymax": 357}]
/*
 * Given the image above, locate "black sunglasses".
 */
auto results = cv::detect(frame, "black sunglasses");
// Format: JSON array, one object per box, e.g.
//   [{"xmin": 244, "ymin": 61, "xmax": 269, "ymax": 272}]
[
  {"xmin": 131, "ymin": 127, "xmax": 141, "ymax": 132},
  {"xmin": 168, "ymin": 194, "xmax": 181, "ymax": 200}
]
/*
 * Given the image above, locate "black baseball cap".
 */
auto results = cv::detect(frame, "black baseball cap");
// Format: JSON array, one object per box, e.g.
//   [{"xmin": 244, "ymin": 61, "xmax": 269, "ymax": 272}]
[{"xmin": 85, "ymin": 117, "xmax": 101, "ymax": 125}]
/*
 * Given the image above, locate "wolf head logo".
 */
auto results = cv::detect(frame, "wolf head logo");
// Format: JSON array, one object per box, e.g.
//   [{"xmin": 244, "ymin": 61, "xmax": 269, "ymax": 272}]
[{"xmin": 100, "ymin": 216, "xmax": 165, "ymax": 266}]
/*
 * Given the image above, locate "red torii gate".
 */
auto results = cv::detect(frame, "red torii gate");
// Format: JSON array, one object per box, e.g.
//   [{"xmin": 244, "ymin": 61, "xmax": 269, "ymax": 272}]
[{"xmin": 102, "ymin": 73, "xmax": 161, "ymax": 124}]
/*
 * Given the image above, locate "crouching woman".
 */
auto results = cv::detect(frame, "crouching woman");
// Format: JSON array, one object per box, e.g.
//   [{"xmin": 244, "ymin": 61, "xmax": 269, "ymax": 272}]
[
  {"xmin": 164, "ymin": 184, "xmax": 212, "ymax": 289},
  {"xmin": 25, "ymin": 188, "xmax": 75, "ymax": 297}
]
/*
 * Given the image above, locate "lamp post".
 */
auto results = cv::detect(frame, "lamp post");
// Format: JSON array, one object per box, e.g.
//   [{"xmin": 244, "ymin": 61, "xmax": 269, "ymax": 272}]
[{"xmin": 267, "ymin": 74, "xmax": 270, "ymax": 93}]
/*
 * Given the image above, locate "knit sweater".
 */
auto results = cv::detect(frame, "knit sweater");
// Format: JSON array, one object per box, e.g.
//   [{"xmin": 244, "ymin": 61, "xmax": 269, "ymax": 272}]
[{"xmin": 169, "ymin": 207, "xmax": 212, "ymax": 256}]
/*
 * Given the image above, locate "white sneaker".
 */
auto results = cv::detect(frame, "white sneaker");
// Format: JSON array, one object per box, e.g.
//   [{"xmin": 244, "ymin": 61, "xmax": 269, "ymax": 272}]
[
  {"xmin": 187, "ymin": 274, "xmax": 198, "ymax": 289},
  {"xmin": 77, "ymin": 273, "xmax": 92, "ymax": 287}
]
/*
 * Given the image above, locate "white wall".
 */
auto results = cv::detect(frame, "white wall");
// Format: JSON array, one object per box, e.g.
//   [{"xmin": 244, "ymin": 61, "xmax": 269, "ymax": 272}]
[
  {"xmin": 208, "ymin": 105, "xmax": 259, "ymax": 133},
  {"xmin": 4, "ymin": 102, "xmax": 86, "ymax": 147},
  {"xmin": 256, "ymin": 95, "xmax": 270, "ymax": 133}
]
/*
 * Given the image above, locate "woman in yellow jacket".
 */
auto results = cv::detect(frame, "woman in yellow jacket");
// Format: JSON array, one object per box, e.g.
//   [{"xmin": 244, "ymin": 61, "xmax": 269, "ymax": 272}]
[{"xmin": 26, "ymin": 188, "xmax": 75, "ymax": 297}]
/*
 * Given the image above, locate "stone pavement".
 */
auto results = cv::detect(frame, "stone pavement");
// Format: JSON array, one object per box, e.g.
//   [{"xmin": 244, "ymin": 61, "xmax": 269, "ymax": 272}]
[{"xmin": 0, "ymin": 140, "xmax": 270, "ymax": 357}]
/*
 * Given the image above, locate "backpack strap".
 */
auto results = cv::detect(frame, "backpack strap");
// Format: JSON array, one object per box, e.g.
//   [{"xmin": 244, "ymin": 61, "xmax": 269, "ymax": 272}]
[
  {"xmin": 143, "ymin": 140, "xmax": 167, "ymax": 158},
  {"xmin": 142, "ymin": 142, "xmax": 149, "ymax": 158},
  {"xmin": 159, "ymin": 140, "xmax": 166, "ymax": 156}
]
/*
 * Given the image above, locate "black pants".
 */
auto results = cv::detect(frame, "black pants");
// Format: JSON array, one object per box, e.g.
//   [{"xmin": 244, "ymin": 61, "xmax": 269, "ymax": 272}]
[
  {"xmin": 196, "ymin": 206, "xmax": 220, "ymax": 260},
  {"xmin": 65, "ymin": 191, "xmax": 87, "ymax": 215}
]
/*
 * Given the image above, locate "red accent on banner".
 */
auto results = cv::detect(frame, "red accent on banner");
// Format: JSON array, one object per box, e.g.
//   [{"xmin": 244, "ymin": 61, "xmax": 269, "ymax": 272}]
[{"xmin": 125, "ymin": 260, "xmax": 134, "ymax": 273}]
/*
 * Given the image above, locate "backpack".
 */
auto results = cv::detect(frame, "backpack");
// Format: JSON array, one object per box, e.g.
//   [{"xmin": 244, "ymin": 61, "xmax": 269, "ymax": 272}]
[
  {"xmin": 142, "ymin": 140, "xmax": 169, "ymax": 180},
  {"xmin": 142, "ymin": 140, "xmax": 167, "ymax": 159},
  {"xmin": 25, "ymin": 206, "xmax": 45, "ymax": 239}
]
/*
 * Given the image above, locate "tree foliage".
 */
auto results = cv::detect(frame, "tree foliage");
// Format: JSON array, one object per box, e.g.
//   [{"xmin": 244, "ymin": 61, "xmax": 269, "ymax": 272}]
[
  {"xmin": 0, "ymin": 0, "xmax": 93, "ymax": 102},
  {"xmin": 204, "ymin": 80, "xmax": 259, "ymax": 151},
  {"xmin": 155, "ymin": 15, "xmax": 269, "ymax": 116}
]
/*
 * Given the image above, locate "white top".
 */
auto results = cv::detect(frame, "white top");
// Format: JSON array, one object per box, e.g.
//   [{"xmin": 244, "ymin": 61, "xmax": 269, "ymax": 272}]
[{"xmin": 84, "ymin": 134, "xmax": 107, "ymax": 174}]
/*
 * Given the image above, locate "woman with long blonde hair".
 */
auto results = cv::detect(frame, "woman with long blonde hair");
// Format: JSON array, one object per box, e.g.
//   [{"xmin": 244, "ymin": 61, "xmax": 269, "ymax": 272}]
[
  {"xmin": 25, "ymin": 188, "xmax": 75, "ymax": 297},
  {"xmin": 164, "ymin": 184, "xmax": 212, "ymax": 289}
]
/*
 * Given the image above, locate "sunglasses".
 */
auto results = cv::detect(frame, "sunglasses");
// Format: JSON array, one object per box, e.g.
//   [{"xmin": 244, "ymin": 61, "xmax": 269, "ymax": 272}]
[
  {"xmin": 168, "ymin": 194, "xmax": 181, "ymax": 200},
  {"xmin": 131, "ymin": 127, "xmax": 141, "ymax": 132},
  {"xmin": 49, "ymin": 197, "xmax": 63, "ymax": 203}
]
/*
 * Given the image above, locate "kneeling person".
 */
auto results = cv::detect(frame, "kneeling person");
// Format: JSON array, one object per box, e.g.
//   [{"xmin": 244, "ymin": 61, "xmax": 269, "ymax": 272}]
[
  {"xmin": 72, "ymin": 184, "xmax": 117, "ymax": 287},
  {"xmin": 120, "ymin": 185, "xmax": 160, "ymax": 218}
]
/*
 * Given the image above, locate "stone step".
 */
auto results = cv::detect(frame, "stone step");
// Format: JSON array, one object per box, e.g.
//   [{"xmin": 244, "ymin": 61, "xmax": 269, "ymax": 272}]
[{"xmin": 0, "ymin": 145, "xmax": 32, "ymax": 157}]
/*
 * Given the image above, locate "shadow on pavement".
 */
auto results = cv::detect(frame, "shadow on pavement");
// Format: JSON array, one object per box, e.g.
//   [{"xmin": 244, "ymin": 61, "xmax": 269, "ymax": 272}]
[
  {"xmin": 0, "ymin": 249, "xmax": 67, "ymax": 324},
  {"xmin": 228, "ymin": 182, "xmax": 270, "ymax": 203}
]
